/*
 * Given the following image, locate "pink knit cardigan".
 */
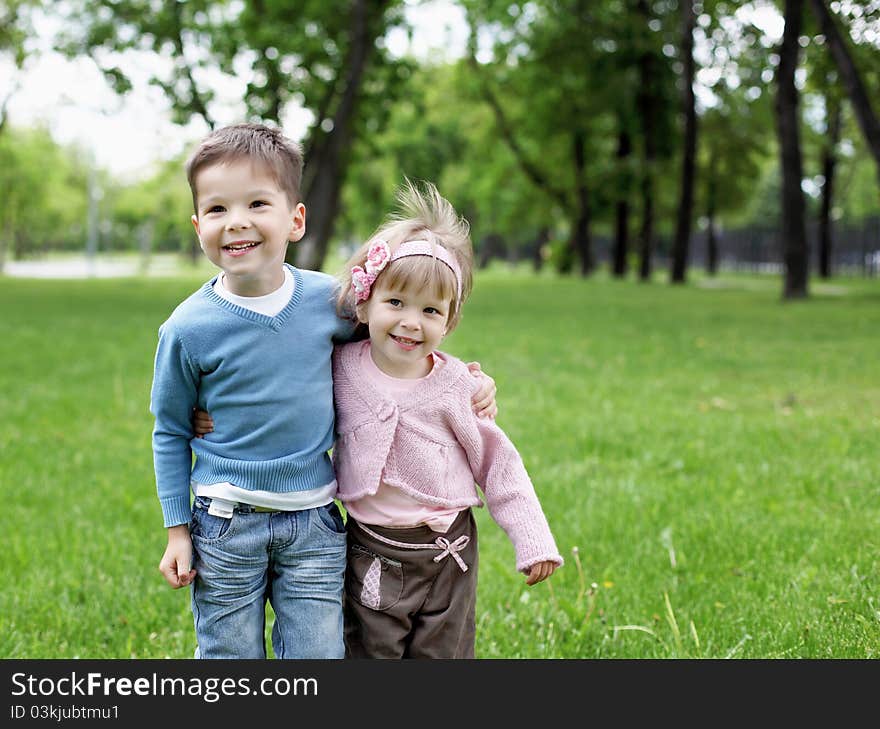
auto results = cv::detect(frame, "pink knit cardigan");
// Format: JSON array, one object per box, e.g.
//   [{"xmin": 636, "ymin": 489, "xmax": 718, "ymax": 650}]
[{"xmin": 332, "ymin": 341, "xmax": 563, "ymax": 573}]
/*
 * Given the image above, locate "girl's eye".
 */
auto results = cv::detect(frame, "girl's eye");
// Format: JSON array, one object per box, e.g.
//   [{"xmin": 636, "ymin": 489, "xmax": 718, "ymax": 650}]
[
  {"xmin": 388, "ymin": 299, "xmax": 402, "ymax": 307},
  {"xmin": 425, "ymin": 307, "xmax": 441, "ymax": 315}
]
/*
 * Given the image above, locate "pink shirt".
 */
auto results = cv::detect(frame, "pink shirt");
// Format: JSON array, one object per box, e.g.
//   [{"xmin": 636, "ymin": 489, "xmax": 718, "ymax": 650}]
[
  {"xmin": 332, "ymin": 340, "xmax": 563, "ymax": 573},
  {"xmin": 342, "ymin": 346, "xmax": 463, "ymax": 532}
]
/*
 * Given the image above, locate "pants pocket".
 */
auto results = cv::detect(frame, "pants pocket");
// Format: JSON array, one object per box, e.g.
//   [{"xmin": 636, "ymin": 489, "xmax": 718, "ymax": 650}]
[
  {"xmin": 190, "ymin": 499, "xmax": 234, "ymax": 542},
  {"xmin": 346, "ymin": 543, "xmax": 404, "ymax": 611}
]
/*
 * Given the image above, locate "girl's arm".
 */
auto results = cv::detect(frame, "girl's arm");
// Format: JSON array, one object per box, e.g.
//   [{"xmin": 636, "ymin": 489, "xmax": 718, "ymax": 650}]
[{"xmin": 453, "ymin": 386, "xmax": 563, "ymax": 579}]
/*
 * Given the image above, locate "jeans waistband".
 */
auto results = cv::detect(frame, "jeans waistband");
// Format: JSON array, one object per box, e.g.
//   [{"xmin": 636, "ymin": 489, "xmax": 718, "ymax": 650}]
[{"xmin": 195, "ymin": 496, "xmax": 283, "ymax": 515}]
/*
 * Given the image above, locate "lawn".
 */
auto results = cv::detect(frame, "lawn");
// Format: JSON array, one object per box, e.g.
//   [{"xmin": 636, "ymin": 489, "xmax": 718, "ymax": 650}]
[{"xmin": 1, "ymin": 266, "xmax": 878, "ymax": 658}]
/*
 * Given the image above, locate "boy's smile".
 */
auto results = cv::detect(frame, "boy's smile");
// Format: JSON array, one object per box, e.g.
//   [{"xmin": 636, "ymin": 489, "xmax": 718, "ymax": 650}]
[
  {"xmin": 191, "ymin": 159, "xmax": 305, "ymax": 297},
  {"xmin": 223, "ymin": 239, "xmax": 262, "ymax": 255}
]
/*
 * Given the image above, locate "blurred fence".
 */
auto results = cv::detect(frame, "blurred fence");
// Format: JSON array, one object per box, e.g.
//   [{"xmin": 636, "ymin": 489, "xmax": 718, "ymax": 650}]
[
  {"xmin": 483, "ymin": 215, "xmax": 880, "ymax": 276},
  {"xmin": 653, "ymin": 215, "xmax": 880, "ymax": 276}
]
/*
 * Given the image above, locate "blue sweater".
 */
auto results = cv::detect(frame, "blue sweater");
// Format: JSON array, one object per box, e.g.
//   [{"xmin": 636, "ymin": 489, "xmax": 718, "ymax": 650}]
[{"xmin": 150, "ymin": 265, "xmax": 355, "ymax": 527}]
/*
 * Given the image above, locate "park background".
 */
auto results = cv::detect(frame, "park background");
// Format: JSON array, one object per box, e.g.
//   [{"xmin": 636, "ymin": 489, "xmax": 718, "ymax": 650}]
[{"xmin": 1, "ymin": 0, "xmax": 878, "ymax": 658}]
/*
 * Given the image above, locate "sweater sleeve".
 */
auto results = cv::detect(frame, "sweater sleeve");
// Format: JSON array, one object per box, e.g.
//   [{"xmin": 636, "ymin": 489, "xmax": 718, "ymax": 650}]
[
  {"xmin": 150, "ymin": 322, "xmax": 200, "ymax": 527},
  {"xmin": 452, "ymin": 380, "xmax": 563, "ymax": 573}
]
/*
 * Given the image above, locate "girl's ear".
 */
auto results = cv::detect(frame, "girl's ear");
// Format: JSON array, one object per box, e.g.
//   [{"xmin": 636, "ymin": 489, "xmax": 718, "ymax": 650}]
[{"xmin": 355, "ymin": 301, "xmax": 369, "ymax": 324}]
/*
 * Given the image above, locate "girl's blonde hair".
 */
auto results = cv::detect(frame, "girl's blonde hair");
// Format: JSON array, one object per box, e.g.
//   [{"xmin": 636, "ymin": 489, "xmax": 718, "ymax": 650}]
[{"xmin": 337, "ymin": 180, "xmax": 473, "ymax": 333}]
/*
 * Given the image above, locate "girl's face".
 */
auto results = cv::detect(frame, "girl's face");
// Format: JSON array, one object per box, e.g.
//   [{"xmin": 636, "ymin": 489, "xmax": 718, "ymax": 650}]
[{"xmin": 357, "ymin": 279, "xmax": 451, "ymax": 378}]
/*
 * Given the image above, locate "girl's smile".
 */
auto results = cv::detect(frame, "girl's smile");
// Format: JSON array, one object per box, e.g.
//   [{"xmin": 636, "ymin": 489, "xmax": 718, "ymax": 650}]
[
  {"xmin": 357, "ymin": 281, "xmax": 450, "ymax": 379},
  {"xmin": 389, "ymin": 334, "xmax": 423, "ymax": 350}
]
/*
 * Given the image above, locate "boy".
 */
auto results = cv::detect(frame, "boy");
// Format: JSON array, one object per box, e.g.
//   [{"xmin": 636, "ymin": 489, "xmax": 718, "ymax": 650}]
[{"xmin": 150, "ymin": 123, "xmax": 495, "ymax": 659}]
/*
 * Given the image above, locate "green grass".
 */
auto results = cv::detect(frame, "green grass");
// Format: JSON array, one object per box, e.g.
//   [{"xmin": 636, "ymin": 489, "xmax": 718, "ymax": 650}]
[{"xmin": 2, "ymin": 267, "xmax": 878, "ymax": 658}]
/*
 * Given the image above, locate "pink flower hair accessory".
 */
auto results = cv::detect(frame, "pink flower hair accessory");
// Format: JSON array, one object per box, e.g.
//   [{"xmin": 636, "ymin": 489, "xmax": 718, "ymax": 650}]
[
  {"xmin": 351, "ymin": 240, "xmax": 391, "ymax": 302},
  {"xmin": 364, "ymin": 240, "xmax": 391, "ymax": 275}
]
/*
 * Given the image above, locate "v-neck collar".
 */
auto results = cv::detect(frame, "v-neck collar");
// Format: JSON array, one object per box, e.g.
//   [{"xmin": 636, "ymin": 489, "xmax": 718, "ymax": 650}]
[{"xmin": 201, "ymin": 264, "xmax": 303, "ymax": 331}]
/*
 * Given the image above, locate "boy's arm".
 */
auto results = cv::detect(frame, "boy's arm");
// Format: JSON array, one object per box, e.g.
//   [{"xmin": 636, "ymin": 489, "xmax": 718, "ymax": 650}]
[
  {"xmin": 465, "ymin": 361, "xmax": 497, "ymax": 419},
  {"xmin": 150, "ymin": 324, "xmax": 200, "ymax": 528}
]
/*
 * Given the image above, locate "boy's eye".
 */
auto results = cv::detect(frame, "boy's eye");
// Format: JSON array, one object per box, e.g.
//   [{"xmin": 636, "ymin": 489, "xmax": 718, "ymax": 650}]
[
  {"xmin": 206, "ymin": 205, "xmax": 225, "ymax": 214},
  {"xmin": 424, "ymin": 307, "xmax": 441, "ymax": 315},
  {"xmin": 250, "ymin": 200, "xmax": 268, "ymax": 208}
]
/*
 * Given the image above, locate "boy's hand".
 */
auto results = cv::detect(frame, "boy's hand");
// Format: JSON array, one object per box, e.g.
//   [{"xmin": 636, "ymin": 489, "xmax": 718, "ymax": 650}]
[
  {"xmin": 466, "ymin": 361, "xmax": 497, "ymax": 419},
  {"xmin": 159, "ymin": 525, "xmax": 196, "ymax": 589},
  {"xmin": 192, "ymin": 408, "xmax": 214, "ymax": 438},
  {"xmin": 525, "ymin": 560, "xmax": 557, "ymax": 586}
]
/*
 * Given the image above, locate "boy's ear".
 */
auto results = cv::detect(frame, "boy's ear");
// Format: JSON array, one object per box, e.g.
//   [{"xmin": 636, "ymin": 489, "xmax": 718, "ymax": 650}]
[
  {"xmin": 288, "ymin": 203, "xmax": 306, "ymax": 242},
  {"xmin": 191, "ymin": 215, "xmax": 204, "ymax": 250}
]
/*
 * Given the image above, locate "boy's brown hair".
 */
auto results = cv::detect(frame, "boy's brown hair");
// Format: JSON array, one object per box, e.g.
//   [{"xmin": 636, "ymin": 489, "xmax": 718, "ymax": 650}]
[{"xmin": 185, "ymin": 123, "xmax": 304, "ymax": 212}]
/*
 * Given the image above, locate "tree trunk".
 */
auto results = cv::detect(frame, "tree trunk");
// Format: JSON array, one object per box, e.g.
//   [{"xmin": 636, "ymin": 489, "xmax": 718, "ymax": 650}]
[
  {"xmin": 291, "ymin": 0, "xmax": 387, "ymax": 271},
  {"xmin": 477, "ymin": 233, "xmax": 505, "ymax": 268},
  {"xmin": 706, "ymin": 215, "xmax": 718, "ymax": 275},
  {"xmin": 0, "ymin": 220, "xmax": 10, "ymax": 274},
  {"xmin": 571, "ymin": 130, "xmax": 594, "ymax": 275},
  {"xmin": 532, "ymin": 227, "xmax": 549, "ymax": 272},
  {"xmin": 670, "ymin": 0, "xmax": 697, "ymax": 284},
  {"xmin": 818, "ymin": 98, "xmax": 841, "ymax": 279},
  {"xmin": 775, "ymin": 0, "xmax": 809, "ymax": 299},
  {"xmin": 636, "ymin": 0, "xmax": 656, "ymax": 282},
  {"xmin": 612, "ymin": 127, "xmax": 631, "ymax": 278},
  {"xmin": 706, "ymin": 151, "xmax": 719, "ymax": 275},
  {"xmin": 809, "ymin": 0, "xmax": 880, "ymax": 191}
]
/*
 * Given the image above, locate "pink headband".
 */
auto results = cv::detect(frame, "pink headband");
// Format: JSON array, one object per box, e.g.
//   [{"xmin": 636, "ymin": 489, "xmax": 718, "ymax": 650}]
[{"xmin": 351, "ymin": 239, "xmax": 462, "ymax": 304}]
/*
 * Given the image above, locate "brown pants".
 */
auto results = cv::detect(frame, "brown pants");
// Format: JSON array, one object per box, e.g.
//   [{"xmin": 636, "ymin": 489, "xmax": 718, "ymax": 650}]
[{"xmin": 343, "ymin": 509, "xmax": 478, "ymax": 659}]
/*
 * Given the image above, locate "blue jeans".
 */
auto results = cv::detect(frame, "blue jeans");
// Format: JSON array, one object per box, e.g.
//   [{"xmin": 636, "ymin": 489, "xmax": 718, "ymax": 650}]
[{"xmin": 189, "ymin": 496, "xmax": 346, "ymax": 659}]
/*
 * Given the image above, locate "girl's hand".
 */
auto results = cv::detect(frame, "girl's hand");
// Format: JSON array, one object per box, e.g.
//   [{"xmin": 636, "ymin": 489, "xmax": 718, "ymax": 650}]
[
  {"xmin": 192, "ymin": 408, "xmax": 214, "ymax": 438},
  {"xmin": 525, "ymin": 560, "xmax": 557, "ymax": 586},
  {"xmin": 466, "ymin": 361, "xmax": 497, "ymax": 419}
]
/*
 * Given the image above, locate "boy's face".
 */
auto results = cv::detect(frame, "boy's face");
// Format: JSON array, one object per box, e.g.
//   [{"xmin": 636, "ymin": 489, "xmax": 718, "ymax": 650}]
[{"xmin": 191, "ymin": 159, "xmax": 305, "ymax": 297}]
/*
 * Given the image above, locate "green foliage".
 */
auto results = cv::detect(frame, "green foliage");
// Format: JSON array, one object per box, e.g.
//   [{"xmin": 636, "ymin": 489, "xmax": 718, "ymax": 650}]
[
  {"xmin": 0, "ymin": 0, "xmax": 41, "ymax": 68},
  {"xmin": 110, "ymin": 155, "xmax": 196, "ymax": 255},
  {"xmin": 6, "ymin": 0, "xmax": 880, "ymax": 267},
  {"xmin": 1, "ymin": 271, "xmax": 878, "ymax": 657},
  {"xmin": 0, "ymin": 125, "xmax": 90, "ymax": 258}
]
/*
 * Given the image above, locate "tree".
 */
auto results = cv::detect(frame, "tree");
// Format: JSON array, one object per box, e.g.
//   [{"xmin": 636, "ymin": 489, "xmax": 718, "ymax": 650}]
[
  {"xmin": 632, "ymin": 0, "xmax": 679, "ymax": 282},
  {"xmin": 341, "ymin": 61, "xmax": 552, "ymax": 271},
  {"xmin": 775, "ymin": 0, "xmax": 809, "ymax": 299},
  {"xmin": 670, "ymin": 0, "xmax": 698, "ymax": 284},
  {"xmin": 817, "ymin": 95, "xmax": 841, "ymax": 278},
  {"xmin": 63, "ymin": 0, "xmax": 404, "ymax": 271},
  {"xmin": 0, "ymin": 0, "xmax": 44, "ymax": 271},
  {"xmin": 808, "ymin": 0, "xmax": 880, "ymax": 191},
  {"xmin": 462, "ymin": 0, "xmax": 629, "ymax": 276},
  {"xmin": 0, "ymin": 126, "xmax": 90, "ymax": 264},
  {"xmin": 0, "ymin": 0, "xmax": 41, "ymax": 132}
]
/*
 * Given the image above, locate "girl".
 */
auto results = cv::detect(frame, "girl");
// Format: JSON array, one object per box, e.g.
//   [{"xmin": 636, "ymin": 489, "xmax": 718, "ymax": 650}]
[{"xmin": 333, "ymin": 181, "xmax": 562, "ymax": 658}]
